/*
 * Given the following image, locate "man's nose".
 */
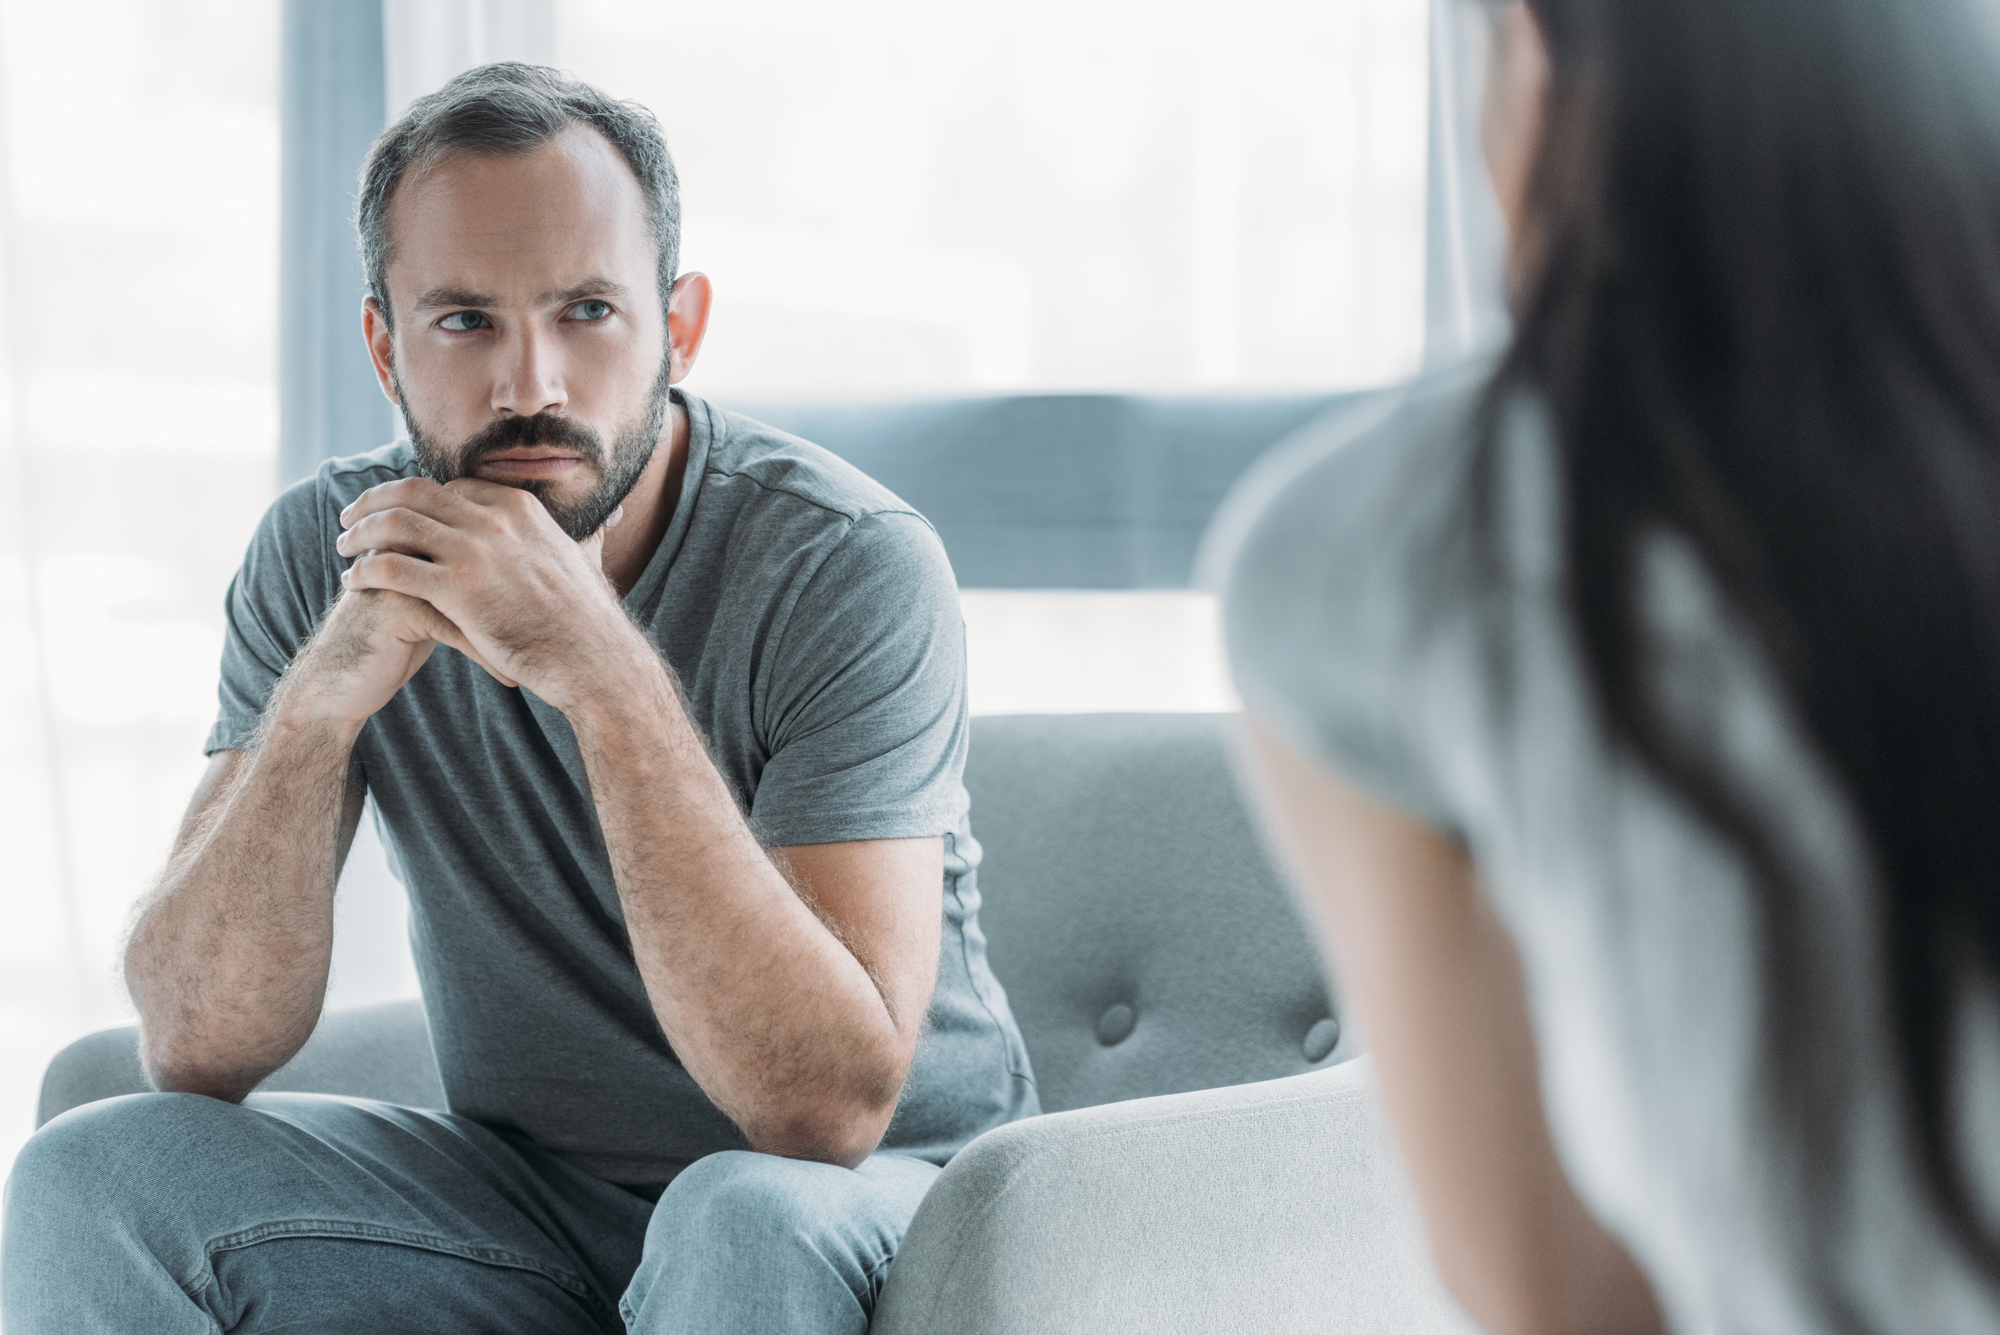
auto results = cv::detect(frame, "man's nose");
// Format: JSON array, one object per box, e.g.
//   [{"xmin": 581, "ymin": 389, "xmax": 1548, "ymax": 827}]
[{"xmin": 492, "ymin": 324, "xmax": 567, "ymax": 418}]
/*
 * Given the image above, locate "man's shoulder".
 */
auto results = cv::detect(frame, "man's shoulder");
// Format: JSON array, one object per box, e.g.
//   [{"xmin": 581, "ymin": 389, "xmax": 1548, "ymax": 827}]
[
  {"xmin": 315, "ymin": 440, "xmax": 422, "ymax": 506},
  {"xmin": 263, "ymin": 440, "xmax": 418, "ymax": 528},
  {"xmin": 690, "ymin": 397, "xmax": 921, "ymax": 532},
  {"xmin": 247, "ymin": 441, "xmax": 417, "ymax": 572}
]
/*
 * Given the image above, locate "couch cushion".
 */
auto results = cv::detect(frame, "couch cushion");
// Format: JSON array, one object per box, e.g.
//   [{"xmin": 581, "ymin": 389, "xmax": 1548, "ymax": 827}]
[{"xmin": 965, "ymin": 713, "xmax": 1351, "ymax": 1113}]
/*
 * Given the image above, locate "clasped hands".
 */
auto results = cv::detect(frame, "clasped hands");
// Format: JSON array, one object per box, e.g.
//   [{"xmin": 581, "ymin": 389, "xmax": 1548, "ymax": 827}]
[{"xmin": 292, "ymin": 477, "xmax": 635, "ymax": 730}]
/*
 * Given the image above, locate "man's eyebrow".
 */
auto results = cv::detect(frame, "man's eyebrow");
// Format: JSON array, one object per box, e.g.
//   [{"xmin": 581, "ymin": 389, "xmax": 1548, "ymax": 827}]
[
  {"xmin": 407, "ymin": 279, "xmax": 636, "ymax": 314},
  {"xmin": 540, "ymin": 277, "xmax": 635, "ymax": 305},
  {"xmin": 411, "ymin": 286, "xmax": 497, "ymax": 313}
]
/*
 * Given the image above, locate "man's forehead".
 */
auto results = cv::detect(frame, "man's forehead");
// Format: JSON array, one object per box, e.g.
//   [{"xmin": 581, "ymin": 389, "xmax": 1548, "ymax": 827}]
[{"xmin": 383, "ymin": 127, "xmax": 654, "ymax": 301}]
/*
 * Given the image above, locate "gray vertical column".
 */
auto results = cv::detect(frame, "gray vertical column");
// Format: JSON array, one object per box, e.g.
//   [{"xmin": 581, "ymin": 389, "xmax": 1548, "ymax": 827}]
[
  {"xmin": 281, "ymin": 0, "xmax": 393, "ymax": 487},
  {"xmin": 1422, "ymin": 0, "xmax": 1510, "ymax": 372}
]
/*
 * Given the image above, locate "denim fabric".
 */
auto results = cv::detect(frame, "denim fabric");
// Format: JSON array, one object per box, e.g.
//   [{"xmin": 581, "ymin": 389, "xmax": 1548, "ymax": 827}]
[{"xmin": 0, "ymin": 1092, "xmax": 939, "ymax": 1334}]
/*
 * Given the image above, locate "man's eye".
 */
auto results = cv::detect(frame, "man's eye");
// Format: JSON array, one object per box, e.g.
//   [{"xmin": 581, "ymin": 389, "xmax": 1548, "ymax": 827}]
[
  {"xmin": 439, "ymin": 311, "xmax": 489, "ymax": 332},
  {"xmin": 569, "ymin": 300, "xmax": 613, "ymax": 322}
]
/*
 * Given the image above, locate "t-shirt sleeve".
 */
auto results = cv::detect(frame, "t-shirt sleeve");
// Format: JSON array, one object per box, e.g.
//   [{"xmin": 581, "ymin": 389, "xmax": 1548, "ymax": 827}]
[
  {"xmin": 1206, "ymin": 383, "xmax": 1475, "ymax": 837},
  {"xmin": 205, "ymin": 473, "xmax": 339, "ymax": 755},
  {"xmin": 748, "ymin": 509, "xmax": 970, "ymax": 847}
]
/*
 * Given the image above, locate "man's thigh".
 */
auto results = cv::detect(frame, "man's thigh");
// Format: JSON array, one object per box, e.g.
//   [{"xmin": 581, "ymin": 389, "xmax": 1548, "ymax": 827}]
[
  {"xmin": 624, "ymin": 1150, "xmax": 942, "ymax": 1335},
  {"xmin": 3, "ymin": 1090, "xmax": 652, "ymax": 1335}
]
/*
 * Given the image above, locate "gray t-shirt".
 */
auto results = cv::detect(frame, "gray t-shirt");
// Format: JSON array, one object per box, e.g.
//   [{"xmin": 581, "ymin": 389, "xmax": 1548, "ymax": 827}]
[
  {"xmin": 1210, "ymin": 364, "xmax": 2000, "ymax": 1334},
  {"xmin": 210, "ymin": 392, "xmax": 1039, "ymax": 1189}
]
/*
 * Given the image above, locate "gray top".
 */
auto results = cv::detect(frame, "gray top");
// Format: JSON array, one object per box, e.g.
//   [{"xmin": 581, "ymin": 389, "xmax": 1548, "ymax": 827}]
[
  {"xmin": 210, "ymin": 393, "xmax": 1039, "ymax": 1189},
  {"xmin": 1209, "ymin": 364, "xmax": 2000, "ymax": 1334}
]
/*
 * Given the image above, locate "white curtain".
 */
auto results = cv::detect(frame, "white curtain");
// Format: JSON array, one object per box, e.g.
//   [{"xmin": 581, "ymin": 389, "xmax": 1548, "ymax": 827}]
[{"xmin": 0, "ymin": 0, "xmax": 287, "ymax": 1173}]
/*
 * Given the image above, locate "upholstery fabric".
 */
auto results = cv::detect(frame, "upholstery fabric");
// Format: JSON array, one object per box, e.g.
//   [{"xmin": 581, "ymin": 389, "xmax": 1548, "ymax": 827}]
[
  {"xmin": 869, "ymin": 1058, "xmax": 1474, "ymax": 1335},
  {"xmin": 965, "ymin": 713, "xmax": 1349, "ymax": 1113}
]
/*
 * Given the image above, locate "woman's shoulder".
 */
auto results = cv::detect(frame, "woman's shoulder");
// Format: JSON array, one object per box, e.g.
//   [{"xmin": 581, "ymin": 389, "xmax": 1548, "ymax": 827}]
[
  {"xmin": 1202, "ymin": 357, "xmax": 1505, "ymax": 829},
  {"xmin": 1208, "ymin": 359, "xmax": 1491, "ymax": 575}
]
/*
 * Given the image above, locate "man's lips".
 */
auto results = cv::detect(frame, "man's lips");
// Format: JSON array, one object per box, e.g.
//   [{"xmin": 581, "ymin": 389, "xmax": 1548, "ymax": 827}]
[{"xmin": 473, "ymin": 451, "xmax": 587, "ymax": 481}]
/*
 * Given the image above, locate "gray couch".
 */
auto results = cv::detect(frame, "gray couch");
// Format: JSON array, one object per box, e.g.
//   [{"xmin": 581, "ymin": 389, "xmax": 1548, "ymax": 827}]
[{"xmin": 38, "ymin": 712, "xmax": 1468, "ymax": 1333}]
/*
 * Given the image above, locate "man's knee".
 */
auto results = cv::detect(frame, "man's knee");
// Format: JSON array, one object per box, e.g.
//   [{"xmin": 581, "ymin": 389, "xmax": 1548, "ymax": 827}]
[
  {"xmin": 626, "ymin": 1152, "xmax": 937, "ymax": 1331},
  {"xmin": 655, "ymin": 1150, "xmax": 867, "ymax": 1249},
  {"xmin": 11, "ymin": 1093, "xmax": 238, "ymax": 1210},
  {"xmin": 5, "ymin": 1091, "xmax": 261, "ymax": 1282},
  {"xmin": 649, "ymin": 1150, "xmax": 940, "ymax": 1260}
]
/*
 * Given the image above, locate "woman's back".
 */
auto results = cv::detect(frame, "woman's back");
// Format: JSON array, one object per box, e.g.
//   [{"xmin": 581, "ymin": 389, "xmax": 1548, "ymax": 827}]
[{"xmin": 1213, "ymin": 362, "xmax": 2000, "ymax": 1331}]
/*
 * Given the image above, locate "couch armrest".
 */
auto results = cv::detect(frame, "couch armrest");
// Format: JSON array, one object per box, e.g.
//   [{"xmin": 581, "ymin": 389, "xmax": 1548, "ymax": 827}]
[{"xmin": 870, "ymin": 1057, "xmax": 1474, "ymax": 1335}]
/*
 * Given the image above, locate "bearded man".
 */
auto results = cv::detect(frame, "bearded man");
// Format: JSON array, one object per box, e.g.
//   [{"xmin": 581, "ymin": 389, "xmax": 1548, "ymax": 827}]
[{"xmin": 1, "ymin": 62, "xmax": 1036, "ymax": 1334}]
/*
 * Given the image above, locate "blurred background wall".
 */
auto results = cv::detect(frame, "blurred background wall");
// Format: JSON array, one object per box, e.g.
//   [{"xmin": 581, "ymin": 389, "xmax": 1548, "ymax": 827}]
[{"xmin": 0, "ymin": 0, "xmax": 1458, "ymax": 1178}]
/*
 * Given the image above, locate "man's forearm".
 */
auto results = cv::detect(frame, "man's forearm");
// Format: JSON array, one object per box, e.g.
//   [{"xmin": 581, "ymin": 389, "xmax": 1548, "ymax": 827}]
[
  {"xmin": 124, "ymin": 714, "xmax": 361, "ymax": 1101},
  {"xmin": 567, "ymin": 645, "xmax": 911, "ymax": 1165},
  {"xmin": 127, "ymin": 583, "xmax": 478, "ymax": 1100}
]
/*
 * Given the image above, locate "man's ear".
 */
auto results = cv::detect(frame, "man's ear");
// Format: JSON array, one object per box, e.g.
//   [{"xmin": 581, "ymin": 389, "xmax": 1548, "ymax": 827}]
[
  {"xmin": 362, "ymin": 296, "xmax": 401, "ymax": 405},
  {"xmin": 666, "ymin": 272, "xmax": 714, "ymax": 385}
]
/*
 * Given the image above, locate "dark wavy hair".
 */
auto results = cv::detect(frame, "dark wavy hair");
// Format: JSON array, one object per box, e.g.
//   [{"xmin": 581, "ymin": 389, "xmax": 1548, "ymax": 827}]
[
  {"xmin": 355, "ymin": 62, "xmax": 680, "ymax": 330},
  {"xmin": 1482, "ymin": 0, "xmax": 2000, "ymax": 1318}
]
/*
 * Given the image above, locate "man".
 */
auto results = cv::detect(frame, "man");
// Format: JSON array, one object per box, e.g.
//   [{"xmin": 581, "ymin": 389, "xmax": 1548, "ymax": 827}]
[{"xmin": 1, "ymin": 63, "xmax": 1036, "ymax": 1333}]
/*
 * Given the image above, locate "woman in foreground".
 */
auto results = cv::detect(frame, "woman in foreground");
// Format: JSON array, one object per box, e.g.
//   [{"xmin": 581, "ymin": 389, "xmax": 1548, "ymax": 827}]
[{"xmin": 1215, "ymin": 0, "xmax": 2000, "ymax": 1330}]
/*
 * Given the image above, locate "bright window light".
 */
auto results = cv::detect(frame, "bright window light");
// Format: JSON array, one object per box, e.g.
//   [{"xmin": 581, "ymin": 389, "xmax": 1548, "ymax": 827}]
[{"xmin": 556, "ymin": 0, "xmax": 1429, "ymax": 395}]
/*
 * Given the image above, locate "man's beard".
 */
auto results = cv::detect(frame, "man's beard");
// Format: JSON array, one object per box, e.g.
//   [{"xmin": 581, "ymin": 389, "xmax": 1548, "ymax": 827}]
[{"xmin": 397, "ymin": 359, "xmax": 674, "ymax": 541}]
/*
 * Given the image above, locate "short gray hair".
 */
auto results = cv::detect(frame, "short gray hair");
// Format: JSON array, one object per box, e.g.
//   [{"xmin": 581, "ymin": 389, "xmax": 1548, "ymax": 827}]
[{"xmin": 356, "ymin": 62, "xmax": 680, "ymax": 328}]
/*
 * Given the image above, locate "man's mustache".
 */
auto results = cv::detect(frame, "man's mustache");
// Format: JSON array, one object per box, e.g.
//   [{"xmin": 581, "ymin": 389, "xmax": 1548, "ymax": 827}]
[{"xmin": 455, "ymin": 414, "xmax": 606, "ymax": 477}]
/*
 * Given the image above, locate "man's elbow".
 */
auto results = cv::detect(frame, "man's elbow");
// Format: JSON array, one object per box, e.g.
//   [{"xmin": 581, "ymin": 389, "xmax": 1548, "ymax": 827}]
[
  {"xmin": 743, "ymin": 1076, "xmax": 904, "ymax": 1168},
  {"xmin": 133, "ymin": 1011, "xmax": 305, "ymax": 1107},
  {"xmin": 136, "ymin": 1042, "xmax": 261, "ymax": 1105}
]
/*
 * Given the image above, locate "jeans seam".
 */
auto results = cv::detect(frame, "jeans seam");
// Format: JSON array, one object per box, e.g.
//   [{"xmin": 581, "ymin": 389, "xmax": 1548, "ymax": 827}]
[
  {"xmin": 860, "ymin": 1228, "xmax": 909, "ymax": 1308},
  {"xmin": 185, "ymin": 1220, "xmax": 597, "ymax": 1302}
]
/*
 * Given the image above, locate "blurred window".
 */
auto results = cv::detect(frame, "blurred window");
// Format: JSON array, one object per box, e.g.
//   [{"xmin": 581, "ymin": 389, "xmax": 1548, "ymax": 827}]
[{"xmin": 556, "ymin": 0, "xmax": 1427, "ymax": 395}]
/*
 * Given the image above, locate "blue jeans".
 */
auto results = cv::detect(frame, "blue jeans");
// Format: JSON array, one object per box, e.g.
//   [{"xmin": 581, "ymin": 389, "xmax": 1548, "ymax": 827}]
[{"xmin": 0, "ymin": 1092, "xmax": 940, "ymax": 1333}]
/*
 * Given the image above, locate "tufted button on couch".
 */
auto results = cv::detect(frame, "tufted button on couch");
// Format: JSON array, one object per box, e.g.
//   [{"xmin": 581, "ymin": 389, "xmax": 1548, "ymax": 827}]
[{"xmin": 37, "ymin": 712, "xmax": 1470, "ymax": 1334}]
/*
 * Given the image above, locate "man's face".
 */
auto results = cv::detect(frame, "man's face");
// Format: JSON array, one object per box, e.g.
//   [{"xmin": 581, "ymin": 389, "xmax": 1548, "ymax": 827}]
[{"xmin": 371, "ymin": 127, "xmax": 671, "ymax": 539}]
